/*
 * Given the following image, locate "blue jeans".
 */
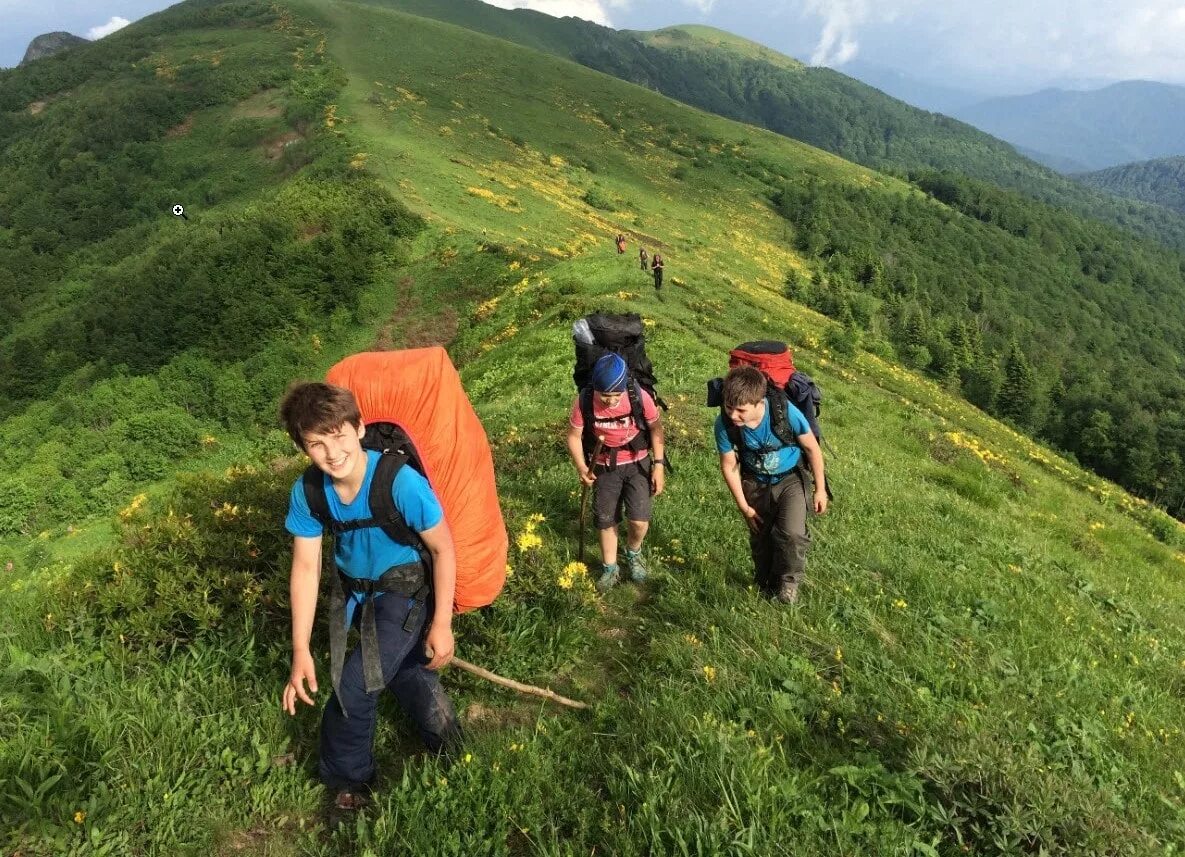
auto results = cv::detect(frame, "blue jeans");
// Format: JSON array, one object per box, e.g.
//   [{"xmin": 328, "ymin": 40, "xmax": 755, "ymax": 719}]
[{"xmin": 319, "ymin": 592, "xmax": 461, "ymax": 789}]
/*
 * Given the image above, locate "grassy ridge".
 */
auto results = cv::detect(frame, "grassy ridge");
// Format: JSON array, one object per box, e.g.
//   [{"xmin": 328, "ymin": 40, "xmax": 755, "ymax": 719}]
[{"xmin": 5, "ymin": 0, "xmax": 1185, "ymax": 854}]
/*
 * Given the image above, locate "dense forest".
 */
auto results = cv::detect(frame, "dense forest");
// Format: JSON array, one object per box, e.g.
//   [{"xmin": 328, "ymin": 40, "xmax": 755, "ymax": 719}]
[
  {"xmin": 769, "ymin": 168, "xmax": 1185, "ymax": 517},
  {"xmin": 1077, "ymin": 156, "xmax": 1185, "ymax": 215}
]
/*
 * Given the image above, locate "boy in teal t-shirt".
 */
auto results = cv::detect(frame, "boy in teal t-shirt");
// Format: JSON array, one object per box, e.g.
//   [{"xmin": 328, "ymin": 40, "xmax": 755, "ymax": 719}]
[
  {"xmin": 715, "ymin": 366, "xmax": 828, "ymax": 603},
  {"xmin": 279, "ymin": 382, "xmax": 461, "ymax": 812}
]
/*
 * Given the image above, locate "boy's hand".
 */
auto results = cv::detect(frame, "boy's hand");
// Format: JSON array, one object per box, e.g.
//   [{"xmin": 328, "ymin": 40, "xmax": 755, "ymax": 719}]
[
  {"xmin": 578, "ymin": 466, "xmax": 596, "ymax": 486},
  {"xmin": 283, "ymin": 650, "xmax": 318, "ymax": 715},
  {"xmin": 814, "ymin": 492, "xmax": 829, "ymax": 515},
  {"xmin": 741, "ymin": 505, "xmax": 763, "ymax": 533},
  {"xmin": 650, "ymin": 463, "xmax": 665, "ymax": 496},
  {"xmin": 424, "ymin": 623, "xmax": 455, "ymax": 670}
]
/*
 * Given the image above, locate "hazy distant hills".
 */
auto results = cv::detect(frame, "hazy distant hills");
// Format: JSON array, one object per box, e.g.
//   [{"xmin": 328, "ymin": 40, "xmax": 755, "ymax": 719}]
[
  {"xmin": 953, "ymin": 81, "xmax": 1185, "ymax": 171},
  {"xmin": 19, "ymin": 32, "xmax": 87, "ymax": 65},
  {"xmin": 836, "ymin": 58, "xmax": 989, "ymax": 114},
  {"xmin": 1077, "ymin": 156, "xmax": 1185, "ymax": 214}
]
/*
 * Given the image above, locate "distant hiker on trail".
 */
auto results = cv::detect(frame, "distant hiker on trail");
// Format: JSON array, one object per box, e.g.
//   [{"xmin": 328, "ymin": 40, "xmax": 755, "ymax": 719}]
[
  {"xmin": 279, "ymin": 352, "xmax": 510, "ymax": 813},
  {"xmin": 567, "ymin": 353, "xmax": 666, "ymax": 593},
  {"xmin": 715, "ymin": 366, "xmax": 827, "ymax": 604},
  {"xmin": 651, "ymin": 253, "xmax": 664, "ymax": 290},
  {"xmin": 615, "ymin": 233, "xmax": 627, "ymax": 254},
  {"xmin": 639, "ymin": 247, "xmax": 649, "ymax": 271}
]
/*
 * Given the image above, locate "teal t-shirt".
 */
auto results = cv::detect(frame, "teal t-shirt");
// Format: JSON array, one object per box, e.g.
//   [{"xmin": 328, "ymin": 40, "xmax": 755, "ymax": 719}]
[
  {"xmin": 714, "ymin": 397, "xmax": 811, "ymax": 482},
  {"xmin": 286, "ymin": 450, "xmax": 443, "ymax": 624}
]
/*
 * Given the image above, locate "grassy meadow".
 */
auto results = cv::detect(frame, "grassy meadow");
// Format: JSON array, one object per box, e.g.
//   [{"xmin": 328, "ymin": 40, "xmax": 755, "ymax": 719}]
[{"xmin": 4, "ymin": 1, "xmax": 1185, "ymax": 854}]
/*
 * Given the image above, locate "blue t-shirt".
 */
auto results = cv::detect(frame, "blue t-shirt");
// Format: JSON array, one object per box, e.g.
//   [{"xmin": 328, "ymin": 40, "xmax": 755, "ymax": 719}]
[
  {"xmin": 286, "ymin": 450, "xmax": 443, "ymax": 624},
  {"xmin": 714, "ymin": 397, "xmax": 812, "ymax": 482}
]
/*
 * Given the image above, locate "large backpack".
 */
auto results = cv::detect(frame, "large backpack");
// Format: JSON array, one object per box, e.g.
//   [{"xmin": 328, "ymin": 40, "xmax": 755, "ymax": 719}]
[
  {"xmin": 572, "ymin": 312, "xmax": 667, "ymax": 468},
  {"xmin": 304, "ymin": 347, "xmax": 508, "ymax": 613},
  {"xmin": 723, "ymin": 341, "xmax": 823, "ymax": 441}
]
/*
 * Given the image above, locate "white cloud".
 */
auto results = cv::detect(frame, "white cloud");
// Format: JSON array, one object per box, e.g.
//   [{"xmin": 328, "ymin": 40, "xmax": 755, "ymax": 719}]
[{"xmin": 86, "ymin": 16, "xmax": 131, "ymax": 40}]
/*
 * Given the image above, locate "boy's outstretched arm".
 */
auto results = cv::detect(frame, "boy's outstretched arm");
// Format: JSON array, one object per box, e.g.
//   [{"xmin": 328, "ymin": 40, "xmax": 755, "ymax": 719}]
[
  {"xmin": 720, "ymin": 450, "xmax": 761, "ymax": 532},
  {"xmin": 797, "ymin": 432, "xmax": 828, "ymax": 514},
  {"xmin": 648, "ymin": 417, "xmax": 666, "ymax": 496},
  {"xmin": 419, "ymin": 519, "xmax": 457, "ymax": 671},
  {"xmin": 283, "ymin": 535, "xmax": 322, "ymax": 715},
  {"xmin": 567, "ymin": 423, "xmax": 596, "ymax": 486}
]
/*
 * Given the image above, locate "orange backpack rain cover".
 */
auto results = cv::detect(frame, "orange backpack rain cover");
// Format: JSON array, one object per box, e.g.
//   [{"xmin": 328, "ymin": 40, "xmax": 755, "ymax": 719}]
[{"xmin": 326, "ymin": 347, "xmax": 507, "ymax": 612}]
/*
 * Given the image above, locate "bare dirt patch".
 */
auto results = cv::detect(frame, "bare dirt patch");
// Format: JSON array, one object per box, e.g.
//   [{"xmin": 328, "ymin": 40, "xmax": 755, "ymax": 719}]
[
  {"xmin": 263, "ymin": 131, "xmax": 302, "ymax": 160},
  {"xmin": 297, "ymin": 223, "xmax": 325, "ymax": 241},
  {"xmin": 372, "ymin": 276, "xmax": 459, "ymax": 351},
  {"xmin": 232, "ymin": 87, "xmax": 284, "ymax": 119},
  {"xmin": 28, "ymin": 101, "xmax": 47, "ymax": 116},
  {"xmin": 166, "ymin": 114, "xmax": 195, "ymax": 138}
]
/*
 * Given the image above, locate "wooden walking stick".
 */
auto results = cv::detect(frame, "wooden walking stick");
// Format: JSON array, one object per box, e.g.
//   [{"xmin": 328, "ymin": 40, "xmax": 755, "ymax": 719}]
[
  {"xmin": 578, "ymin": 436, "xmax": 605, "ymax": 564},
  {"xmin": 451, "ymin": 657, "xmax": 589, "ymax": 709},
  {"xmin": 426, "ymin": 647, "xmax": 590, "ymax": 710}
]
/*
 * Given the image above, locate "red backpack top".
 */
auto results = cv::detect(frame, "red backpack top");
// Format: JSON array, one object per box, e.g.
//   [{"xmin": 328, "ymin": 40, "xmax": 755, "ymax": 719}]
[{"xmin": 728, "ymin": 341, "xmax": 795, "ymax": 387}]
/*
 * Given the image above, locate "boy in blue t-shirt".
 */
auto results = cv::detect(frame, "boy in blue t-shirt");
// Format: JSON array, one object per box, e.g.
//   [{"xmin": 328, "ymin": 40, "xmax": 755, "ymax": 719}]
[
  {"xmin": 715, "ymin": 366, "xmax": 828, "ymax": 603},
  {"xmin": 278, "ymin": 382, "xmax": 461, "ymax": 811}
]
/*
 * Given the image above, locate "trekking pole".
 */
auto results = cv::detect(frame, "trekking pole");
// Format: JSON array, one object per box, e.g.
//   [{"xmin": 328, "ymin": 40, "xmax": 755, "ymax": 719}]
[{"xmin": 578, "ymin": 436, "xmax": 605, "ymax": 565}]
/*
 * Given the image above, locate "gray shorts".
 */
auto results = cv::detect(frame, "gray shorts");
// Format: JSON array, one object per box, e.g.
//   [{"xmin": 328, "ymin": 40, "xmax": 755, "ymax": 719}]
[{"xmin": 593, "ymin": 461, "xmax": 652, "ymax": 529}]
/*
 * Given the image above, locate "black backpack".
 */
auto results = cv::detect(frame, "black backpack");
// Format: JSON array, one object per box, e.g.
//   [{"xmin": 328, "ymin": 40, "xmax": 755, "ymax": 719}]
[
  {"xmin": 301, "ymin": 422, "xmax": 430, "ymax": 565},
  {"xmin": 572, "ymin": 312, "xmax": 667, "ymax": 468}
]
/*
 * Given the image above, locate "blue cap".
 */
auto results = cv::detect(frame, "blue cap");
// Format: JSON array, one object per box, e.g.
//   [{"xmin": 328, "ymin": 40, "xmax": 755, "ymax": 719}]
[{"xmin": 592, "ymin": 353, "xmax": 628, "ymax": 393}]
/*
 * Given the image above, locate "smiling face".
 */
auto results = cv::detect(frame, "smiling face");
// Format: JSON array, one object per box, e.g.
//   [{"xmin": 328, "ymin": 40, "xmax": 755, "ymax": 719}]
[
  {"xmin": 301, "ymin": 421, "xmax": 367, "ymax": 482},
  {"xmin": 595, "ymin": 390, "xmax": 624, "ymax": 409}
]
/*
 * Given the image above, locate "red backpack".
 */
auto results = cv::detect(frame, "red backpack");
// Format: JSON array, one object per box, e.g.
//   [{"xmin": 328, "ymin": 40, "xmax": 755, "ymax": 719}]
[{"xmin": 726, "ymin": 341, "xmax": 822, "ymax": 440}]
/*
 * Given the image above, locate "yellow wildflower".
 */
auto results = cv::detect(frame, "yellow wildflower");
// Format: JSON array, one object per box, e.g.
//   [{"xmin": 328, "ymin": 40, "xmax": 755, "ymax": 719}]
[
  {"xmin": 702, "ymin": 665, "xmax": 717, "ymax": 683},
  {"xmin": 74, "ymin": 811, "xmax": 85, "ymax": 824},
  {"xmin": 516, "ymin": 532, "xmax": 542, "ymax": 551}
]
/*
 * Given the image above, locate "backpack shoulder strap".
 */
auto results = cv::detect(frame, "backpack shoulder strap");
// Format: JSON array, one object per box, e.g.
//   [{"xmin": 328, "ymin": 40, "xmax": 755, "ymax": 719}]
[
  {"xmin": 367, "ymin": 451, "xmax": 423, "ymax": 549},
  {"xmin": 767, "ymin": 387, "xmax": 798, "ymax": 449},
  {"xmin": 627, "ymin": 379, "xmax": 649, "ymax": 433},
  {"xmin": 302, "ymin": 465, "xmax": 332, "ymax": 531},
  {"xmin": 579, "ymin": 387, "xmax": 597, "ymax": 463}
]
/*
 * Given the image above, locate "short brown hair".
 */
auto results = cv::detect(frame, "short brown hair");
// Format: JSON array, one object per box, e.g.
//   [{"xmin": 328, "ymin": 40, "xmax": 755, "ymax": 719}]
[
  {"xmin": 722, "ymin": 366, "xmax": 767, "ymax": 409},
  {"xmin": 278, "ymin": 382, "xmax": 362, "ymax": 449}
]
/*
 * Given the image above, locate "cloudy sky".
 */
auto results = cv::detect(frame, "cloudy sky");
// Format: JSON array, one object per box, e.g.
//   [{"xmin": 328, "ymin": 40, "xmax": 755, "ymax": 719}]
[{"xmin": 4, "ymin": 0, "xmax": 1185, "ymax": 94}]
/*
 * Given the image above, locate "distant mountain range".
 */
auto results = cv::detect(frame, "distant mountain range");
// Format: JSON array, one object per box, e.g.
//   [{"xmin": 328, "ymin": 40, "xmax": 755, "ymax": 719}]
[
  {"xmin": 19, "ymin": 32, "xmax": 87, "ymax": 66},
  {"xmin": 952, "ymin": 81, "xmax": 1185, "ymax": 171},
  {"xmin": 836, "ymin": 59, "xmax": 991, "ymax": 114},
  {"xmin": 1076, "ymin": 156, "xmax": 1185, "ymax": 215}
]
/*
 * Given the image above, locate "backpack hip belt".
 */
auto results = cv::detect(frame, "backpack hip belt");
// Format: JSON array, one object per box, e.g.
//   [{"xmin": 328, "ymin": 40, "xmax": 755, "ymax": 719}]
[{"xmin": 329, "ymin": 560, "xmax": 431, "ymax": 714}]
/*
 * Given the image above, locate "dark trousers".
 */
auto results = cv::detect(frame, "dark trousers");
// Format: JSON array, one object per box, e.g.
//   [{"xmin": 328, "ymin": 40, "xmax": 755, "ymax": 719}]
[
  {"xmin": 653, "ymin": 268, "xmax": 663, "ymax": 288},
  {"xmin": 742, "ymin": 469, "xmax": 812, "ymax": 591},
  {"xmin": 319, "ymin": 591, "xmax": 461, "ymax": 790}
]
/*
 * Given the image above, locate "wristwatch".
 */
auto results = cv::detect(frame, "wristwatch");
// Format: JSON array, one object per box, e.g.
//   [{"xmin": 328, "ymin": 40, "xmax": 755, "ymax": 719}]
[{"xmin": 652, "ymin": 458, "xmax": 668, "ymax": 467}]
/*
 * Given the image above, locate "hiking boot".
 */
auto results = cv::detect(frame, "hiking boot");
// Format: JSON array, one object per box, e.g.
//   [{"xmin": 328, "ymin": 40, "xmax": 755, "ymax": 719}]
[
  {"xmin": 775, "ymin": 578, "xmax": 799, "ymax": 604},
  {"xmin": 624, "ymin": 547, "xmax": 648, "ymax": 582},
  {"xmin": 596, "ymin": 564, "xmax": 621, "ymax": 593},
  {"xmin": 333, "ymin": 788, "xmax": 370, "ymax": 812}
]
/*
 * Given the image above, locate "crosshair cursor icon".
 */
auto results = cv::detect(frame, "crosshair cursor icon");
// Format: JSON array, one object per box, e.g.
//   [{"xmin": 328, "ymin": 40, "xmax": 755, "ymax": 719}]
[{"xmin": 172, "ymin": 204, "xmax": 188, "ymax": 221}]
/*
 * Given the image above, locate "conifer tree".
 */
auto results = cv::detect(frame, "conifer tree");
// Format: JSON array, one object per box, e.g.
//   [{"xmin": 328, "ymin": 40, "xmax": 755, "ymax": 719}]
[{"xmin": 999, "ymin": 341, "xmax": 1038, "ymax": 429}]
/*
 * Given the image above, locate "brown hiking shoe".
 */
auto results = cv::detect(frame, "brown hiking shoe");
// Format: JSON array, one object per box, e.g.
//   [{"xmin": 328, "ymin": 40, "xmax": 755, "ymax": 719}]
[
  {"xmin": 775, "ymin": 579, "xmax": 799, "ymax": 604},
  {"xmin": 333, "ymin": 789, "xmax": 370, "ymax": 811}
]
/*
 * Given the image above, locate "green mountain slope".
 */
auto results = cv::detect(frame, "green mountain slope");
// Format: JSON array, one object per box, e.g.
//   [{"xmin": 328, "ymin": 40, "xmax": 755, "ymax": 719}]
[
  {"xmin": 4, "ymin": 1, "xmax": 1185, "ymax": 854},
  {"xmin": 354, "ymin": 0, "xmax": 1185, "ymax": 252},
  {"xmin": 1078, "ymin": 156, "xmax": 1185, "ymax": 215}
]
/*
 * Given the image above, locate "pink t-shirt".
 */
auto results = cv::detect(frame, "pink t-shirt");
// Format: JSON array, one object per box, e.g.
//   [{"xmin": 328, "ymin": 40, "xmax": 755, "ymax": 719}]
[{"xmin": 570, "ymin": 387, "xmax": 659, "ymax": 466}]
